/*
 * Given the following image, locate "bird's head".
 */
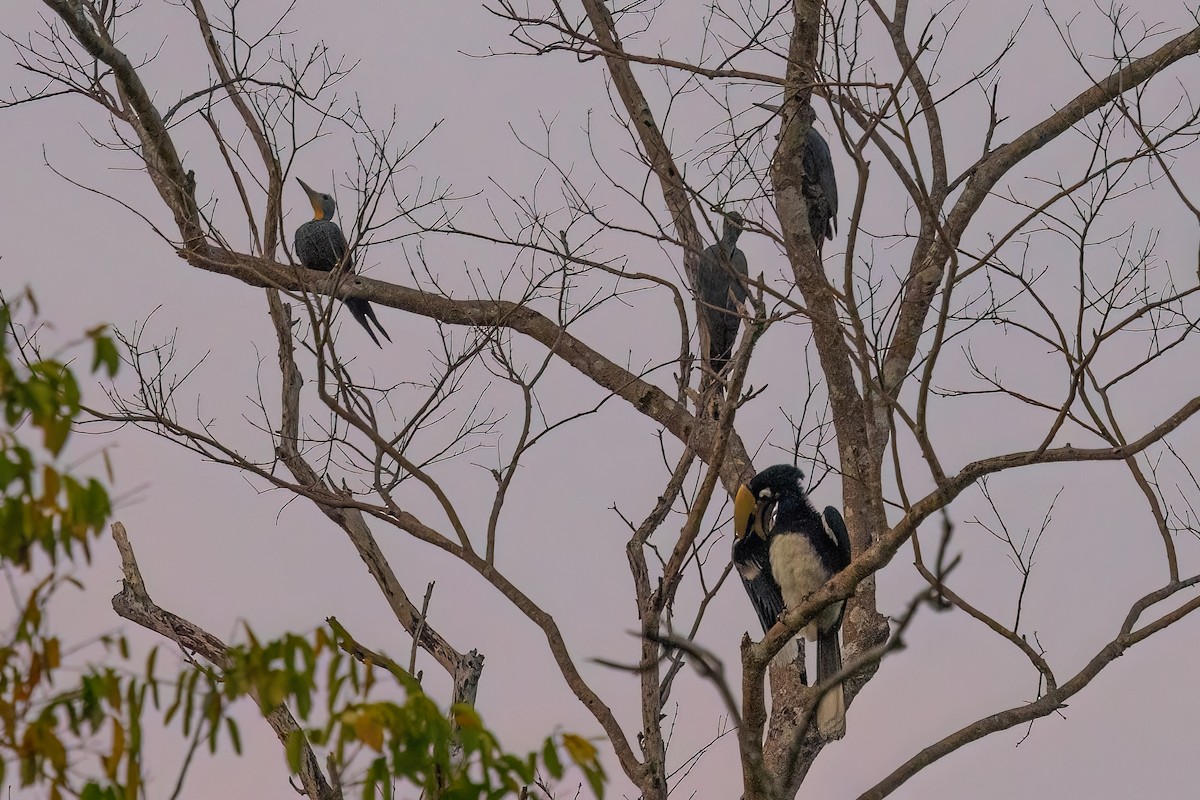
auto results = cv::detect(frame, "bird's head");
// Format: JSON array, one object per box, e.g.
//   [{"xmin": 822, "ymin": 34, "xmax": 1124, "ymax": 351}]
[
  {"xmin": 733, "ymin": 464, "xmax": 806, "ymax": 542},
  {"xmin": 297, "ymin": 178, "xmax": 337, "ymax": 221},
  {"xmin": 720, "ymin": 210, "xmax": 745, "ymax": 246}
]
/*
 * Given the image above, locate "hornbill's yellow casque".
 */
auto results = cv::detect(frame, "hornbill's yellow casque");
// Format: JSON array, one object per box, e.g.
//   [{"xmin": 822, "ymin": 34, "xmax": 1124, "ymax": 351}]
[
  {"xmin": 733, "ymin": 463, "xmax": 852, "ymax": 740},
  {"xmin": 696, "ymin": 211, "xmax": 749, "ymax": 378},
  {"xmin": 294, "ymin": 178, "xmax": 391, "ymax": 347}
]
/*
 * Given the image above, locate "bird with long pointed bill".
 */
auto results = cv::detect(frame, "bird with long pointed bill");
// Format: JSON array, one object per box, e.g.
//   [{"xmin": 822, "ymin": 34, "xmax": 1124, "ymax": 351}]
[
  {"xmin": 294, "ymin": 177, "xmax": 391, "ymax": 347},
  {"xmin": 732, "ymin": 463, "xmax": 852, "ymax": 740}
]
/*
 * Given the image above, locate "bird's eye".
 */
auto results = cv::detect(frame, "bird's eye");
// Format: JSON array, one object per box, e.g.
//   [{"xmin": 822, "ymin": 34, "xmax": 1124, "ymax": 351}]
[{"xmin": 758, "ymin": 487, "xmax": 772, "ymax": 499}]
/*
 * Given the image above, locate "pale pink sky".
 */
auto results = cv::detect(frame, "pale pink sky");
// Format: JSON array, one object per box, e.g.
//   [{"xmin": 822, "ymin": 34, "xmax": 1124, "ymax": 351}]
[{"xmin": 3, "ymin": 1, "xmax": 1199, "ymax": 798}]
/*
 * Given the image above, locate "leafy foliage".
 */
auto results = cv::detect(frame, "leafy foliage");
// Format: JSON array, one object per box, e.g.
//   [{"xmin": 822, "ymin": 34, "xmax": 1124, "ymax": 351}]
[
  {"xmin": 0, "ymin": 294, "xmax": 135, "ymax": 798},
  {"xmin": 0, "ymin": 294, "xmax": 117, "ymax": 568},
  {"xmin": 0, "ymin": 614, "xmax": 149, "ymax": 800},
  {"xmin": 0, "ymin": 293, "xmax": 601, "ymax": 799},
  {"xmin": 164, "ymin": 621, "xmax": 606, "ymax": 799}
]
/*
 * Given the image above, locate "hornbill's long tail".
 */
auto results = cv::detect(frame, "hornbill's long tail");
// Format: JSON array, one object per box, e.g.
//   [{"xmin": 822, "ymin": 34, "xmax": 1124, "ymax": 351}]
[{"xmin": 815, "ymin": 627, "xmax": 846, "ymax": 740}]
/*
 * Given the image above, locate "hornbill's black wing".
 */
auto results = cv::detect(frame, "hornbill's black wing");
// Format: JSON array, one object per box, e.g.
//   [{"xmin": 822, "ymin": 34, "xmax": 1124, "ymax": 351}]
[
  {"xmin": 732, "ymin": 531, "xmax": 786, "ymax": 634},
  {"xmin": 821, "ymin": 505, "xmax": 852, "ymax": 573}
]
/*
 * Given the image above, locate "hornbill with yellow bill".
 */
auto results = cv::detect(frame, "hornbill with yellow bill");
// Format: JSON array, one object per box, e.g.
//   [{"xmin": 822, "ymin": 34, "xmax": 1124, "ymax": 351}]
[{"xmin": 733, "ymin": 463, "xmax": 852, "ymax": 740}]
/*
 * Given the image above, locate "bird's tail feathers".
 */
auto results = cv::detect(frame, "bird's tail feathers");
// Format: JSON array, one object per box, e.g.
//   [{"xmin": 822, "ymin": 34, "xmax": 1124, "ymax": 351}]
[
  {"xmin": 815, "ymin": 627, "xmax": 846, "ymax": 740},
  {"xmin": 345, "ymin": 298, "xmax": 391, "ymax": 348}
]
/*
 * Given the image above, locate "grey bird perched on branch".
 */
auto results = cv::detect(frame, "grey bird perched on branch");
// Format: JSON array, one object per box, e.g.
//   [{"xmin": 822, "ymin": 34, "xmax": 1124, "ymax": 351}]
[
  {"xmin": 294, "ymin": 178, "xmax": 391, "ymax": 347},
  {"xmin": 759, "ymin": 105, "xmax": 839, "ymax": 255},
  {"xmin": 733, "ymin": 463, "xmax": 852, "ymax": 740},
  {"xmin": 696, "ymin": 211, "xmax": 749, "ymax": 380}
]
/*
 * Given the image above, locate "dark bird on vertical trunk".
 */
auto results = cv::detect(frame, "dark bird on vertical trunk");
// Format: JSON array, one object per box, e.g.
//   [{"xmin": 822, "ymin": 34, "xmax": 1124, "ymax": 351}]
[
  {"xmin": 758, "ymin": 106, "xmax": 839, "ymax": 255},
  {"xmin": 294, "ymin": 178, "xmax": 391, "ymax": 348},
  {"xmin": 800, "ymin": 125, "xmax": 838, "ymax": 254},
  {"xmin": 733, "ymin": 463, "xmax": 852, "ymax": 740},
  {"xmin": 696, "ymin": 211, "xmax": 749, "ymax": 379}
]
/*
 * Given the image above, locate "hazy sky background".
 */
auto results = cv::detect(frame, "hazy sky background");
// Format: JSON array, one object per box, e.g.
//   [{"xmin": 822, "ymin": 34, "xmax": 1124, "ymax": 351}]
[{"xmin": 3, "ymin": 1, "xmax": 1199, "ymax": 798}]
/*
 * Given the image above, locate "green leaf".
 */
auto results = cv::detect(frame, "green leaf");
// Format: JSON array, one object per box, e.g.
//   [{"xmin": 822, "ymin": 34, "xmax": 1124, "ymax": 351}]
[
  {"xmin": 285, "ymin": 728, "xmax": 306, "ymax": 774},
  {"xmin": 226, "ymin": 717, "xmax": 242, "ymax": 755},
  {"xmin": 91, "ymin": 333, "xmax": 120, "ymax": 378},
  {"xmin": 103, "ymin": 719, "xmax": 125, "ymax": 780},
  {"xmin": 542, "ymin": 737, "xmax": 563, "ymax": 780},
  {"xmin": 584, "ymin": 763, "xmax": 606, "ymax": 800},
  {"xmin": 44, "ymin": 417, "xmax": 71, "ymax": 457}
]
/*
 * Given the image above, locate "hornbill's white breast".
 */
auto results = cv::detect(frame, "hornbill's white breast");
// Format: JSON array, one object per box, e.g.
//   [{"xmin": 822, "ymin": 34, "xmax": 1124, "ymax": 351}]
[{"xmin": 769, "ymin": 532, "xmax": 841, "ymax": 640}]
